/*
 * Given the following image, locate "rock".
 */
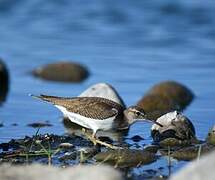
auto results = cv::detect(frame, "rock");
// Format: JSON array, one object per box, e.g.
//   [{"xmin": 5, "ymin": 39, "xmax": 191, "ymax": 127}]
[
  {"xmin": 151, "ymin": 111, "xmax": 196, "ymax": 144},
  {"xmin": 0, "ymin": 164, "xmax": 122, "ymax": 180},
  {"xmin": 206, "ymin": 125, "xmax": 215, "ymax": 145},
  {"xmin": 0, "ymin": 59, "xmax": 9, "ymax": 104},
  {"xmin": 160, "ymin": 144, "xmax": 215, "ymax": 161},
  {"xmin": 170, "ymin": 150, "xmax": 215, "ymax": 180},
  {"xmin": 27, "ymin": 121, "xmax": 52, "ymax": 128},
  {"xmin": 137, "ymin": 81, "xmax": 194, "ymax": 120},
  {"xmin": 79, "ymin": 83, "xmax": 126, "ymax": 108},
  {"xmin": 32, "ymin": 62, "xmax": 89, "ymax": 83},
  {"xmin": 58, "ymin": 143, "xmax": 74, "ymax": 149},
  {"xmin": 94, "ymin": 149, "xmax": 157, "ymax": 168}
]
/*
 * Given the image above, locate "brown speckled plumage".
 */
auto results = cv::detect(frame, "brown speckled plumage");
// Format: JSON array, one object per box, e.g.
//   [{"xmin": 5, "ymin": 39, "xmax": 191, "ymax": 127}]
[{"xmin": 34, "ymin": 94, "xmax": 125, "ymax": 120}]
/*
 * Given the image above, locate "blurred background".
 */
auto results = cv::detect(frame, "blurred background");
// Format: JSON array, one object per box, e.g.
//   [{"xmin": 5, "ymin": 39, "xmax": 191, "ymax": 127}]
[{"xmin": 0, "ymin": 0, "xmax": 215, "ymax": 150}]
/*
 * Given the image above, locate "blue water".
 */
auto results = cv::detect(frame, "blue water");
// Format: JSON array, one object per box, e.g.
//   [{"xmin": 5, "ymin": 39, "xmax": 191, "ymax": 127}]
[{"xmin": 0, "ymin": 0, "xmax": 215, "ymax": 176}]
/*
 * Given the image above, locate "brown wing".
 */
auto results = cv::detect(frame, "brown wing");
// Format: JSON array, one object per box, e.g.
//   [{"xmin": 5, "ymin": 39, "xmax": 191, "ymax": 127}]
[
  {"xmin": 33, "ymin": 94, "xmax": 124, "ymax": 120},
  {"xmin": 67, "ymin": 100, "xmax": 119, "ymax": 119}
]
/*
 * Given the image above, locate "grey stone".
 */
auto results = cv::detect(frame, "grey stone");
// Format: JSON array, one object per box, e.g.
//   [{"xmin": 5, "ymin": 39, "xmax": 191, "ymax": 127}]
[
  {"xmin": 0, "ymin": 164, "xmax": 122, "ymax": 180},
  {"xmin": 170, "ymin": 150, "xmax": 215, "ymax": 180},
  {"xmin": 79, "ymin": 83, "xmax": 126, "ymax": 108}
]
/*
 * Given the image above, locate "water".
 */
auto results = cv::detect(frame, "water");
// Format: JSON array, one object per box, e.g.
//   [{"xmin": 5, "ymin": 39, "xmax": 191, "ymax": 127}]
[{"xmin": 0, "ymin": 0, "xmax": 215, "ymax": 176}]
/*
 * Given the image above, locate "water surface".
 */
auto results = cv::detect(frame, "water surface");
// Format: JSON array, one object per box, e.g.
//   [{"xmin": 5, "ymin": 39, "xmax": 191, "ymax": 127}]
[{"xmin": 0, "ymin": 0, "xmax": 215, "ymax": 176}]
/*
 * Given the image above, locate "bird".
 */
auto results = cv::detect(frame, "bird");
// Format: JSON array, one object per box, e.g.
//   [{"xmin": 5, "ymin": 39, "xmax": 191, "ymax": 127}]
[{"xmin": 31, "ymin": 94, "xmax": 162, "ymax": 148}]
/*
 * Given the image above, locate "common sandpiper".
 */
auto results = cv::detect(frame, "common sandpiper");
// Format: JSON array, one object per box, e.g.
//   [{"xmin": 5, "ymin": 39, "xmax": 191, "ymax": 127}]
[{"xmin": 31, "ymin": 94, "xmax": 162, "ymax": 148}]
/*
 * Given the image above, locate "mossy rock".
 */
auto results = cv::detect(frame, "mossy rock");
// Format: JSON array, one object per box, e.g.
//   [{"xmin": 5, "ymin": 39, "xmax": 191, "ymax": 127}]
[
  {"xmin": 137, "ymin": 81, "xmax": 194, "ymax": 120},
  {"xmin": 32, "ymin": 61, "xmax": 89, "ymax": 83},
  {"xmin": 94, "ymin": 149, "xmax": 157, "ymax": 168},
  {"xmin": 160, "ymin": 144, "xmax": 215, "ymax": 161},
  {"xmin": 158, "ymin": 138, "xmax": 194, "ymax": 148},
  {"xmin": 0, "ymin": 59, "xmax": 9, "ymax": 104}
]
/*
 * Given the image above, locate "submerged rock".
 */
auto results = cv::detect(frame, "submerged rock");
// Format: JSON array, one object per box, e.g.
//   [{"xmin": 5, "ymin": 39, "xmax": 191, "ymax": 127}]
[
  {"xmin": 94, "ymin": 149, "xmax": 157, "ymax": 168},
  {"xmin": 27, "ymin": 121, "xmax": 52, "ymax": 128},
  {"xmin": 32, "ymin": 61, "xmax": 89, "ymax": 83},
  {"xmin": 79, "ymin": 83, "xmax": 126, "ymax": 108},
  {"xmin": 0, "ymin": 164, "xmax": 122, "ymax": 180},
  {"xmin": 137, "ymin": 81, "xmax": 194, "ymax": 119},
  {"xmin": 151, "ymin": 111, "xmax": 196, "ymax": 145},
  {"xmin": 0, "ymin": 59, "xmax": 9, "ymax": 104}
]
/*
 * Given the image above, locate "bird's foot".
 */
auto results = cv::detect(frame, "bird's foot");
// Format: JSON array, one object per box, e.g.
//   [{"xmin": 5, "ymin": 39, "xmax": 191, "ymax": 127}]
[{"xmin": 93, "ymin": 138, "xmax": 121, "ymax": 150}]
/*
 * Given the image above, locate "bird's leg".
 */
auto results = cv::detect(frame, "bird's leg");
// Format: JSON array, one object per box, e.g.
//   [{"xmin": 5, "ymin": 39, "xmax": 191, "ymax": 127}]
[
  {"xmin": 81, "ymin": 128, "xmax": 97, "ymax": 145},
  {"xmin": 81, "ymin": 128, "xmax": 120, "ymax": 149}
]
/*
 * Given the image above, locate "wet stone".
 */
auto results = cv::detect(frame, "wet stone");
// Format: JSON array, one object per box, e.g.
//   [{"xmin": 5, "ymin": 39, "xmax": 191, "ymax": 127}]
[
  {"xmin": 27, "ymin": 122, "xmax": 52, "ymax": 128},
  {"xmin": 151, "ymin": 111, "xmax": 196, "ymax": 144},
  {"xmin": 58, "ymin": 143, "xmax": 74, "ymax": 150},
  {"xmin": 144, "ymin": 145, "xmax": 160, "ymax": 153},
  {"xmin": 59, "ymin": 151, "xmax": 77, "ymax": 161},
  {"xmin": 160, "ymin": 144, "xmax": 215, "ymax": 161},
  {"xmin": 158, "ymin": 138, "xmax": 193, "ymax": 148},
  {"xmin": 32, "ymin": 61, "xmax": 89, "ymax": 83},
  {"xmin": 131, "ymin": 135, "xmax": 144, "ymax": 142},
  {"xmin": 94, "ymin": 149, "xmax": 157, "ymax": 168}
]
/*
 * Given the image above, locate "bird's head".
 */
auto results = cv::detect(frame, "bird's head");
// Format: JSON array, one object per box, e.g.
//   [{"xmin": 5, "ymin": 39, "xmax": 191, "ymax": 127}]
[{"xmin": 124, "ymin": 106, "xmax": 163, "ymax": 127}]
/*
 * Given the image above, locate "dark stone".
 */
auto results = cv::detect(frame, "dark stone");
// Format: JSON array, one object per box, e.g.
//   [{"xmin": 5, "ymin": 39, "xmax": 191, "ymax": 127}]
[
  {"xmin": 160, "ymin": 144, "xmax": 215, "ymax": 161},
  {"xmin": 95, "ymin": 149, "xmax": 157, "ymax": 168},
  {"xmin": 32, "ymin": 61, "xmax": 89, "ymax": 83},
  {"xmin": 0, "ymin": 143, "xmax": 10, "ymax": 151},
  {"xmin": 131, "ymin": 135, "xmax": 144, "ymax": 142},
  {"xmin": 27, "ymin": 122, "xmax": 52, "ymax": 128},
  {"xmin": 137, "ymin": 81, "xmax": 194, "ymax": 120},
  {"xmin": 0, "ymin": 59, "xmax": 9, "ymax": 104}
]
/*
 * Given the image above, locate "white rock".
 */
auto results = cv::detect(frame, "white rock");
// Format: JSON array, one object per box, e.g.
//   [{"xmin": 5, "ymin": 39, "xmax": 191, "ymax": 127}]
[
  {"xmin": 0, "ymin": 164, "xmax": 122, "ymax": 180},
  {"xmin": 170, "ymin": 150, "xmax": 215, "ymax": 180},
  {"xmin": 79, "ymin": 83, "xmax": 125, "ymax": 108},
  {"xmin": 151, "ymin": 111, "xmax": 195, "ymax": 141},
  {"xmin": 151, "ymin": 111, "xmax": 194, "ymax": 133}
]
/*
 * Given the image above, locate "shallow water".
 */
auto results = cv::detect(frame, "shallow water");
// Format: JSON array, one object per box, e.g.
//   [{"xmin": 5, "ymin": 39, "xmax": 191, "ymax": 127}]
[{"xmin": 0, "ymin": 0, "xmax": 215, "ymax": 177}]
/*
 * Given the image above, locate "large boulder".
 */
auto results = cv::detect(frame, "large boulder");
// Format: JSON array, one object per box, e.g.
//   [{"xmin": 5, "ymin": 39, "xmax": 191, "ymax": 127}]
[
  {"xmin": 137, "ymin": 81, "xmax": 194, "ymax": 120},
  {"xmin": 79, "ymin": 83, "xmax": 126, "ymax": 108},
  {"xmin": 32, "ymin": 61, "xmax": 89, "ymax": 83}
]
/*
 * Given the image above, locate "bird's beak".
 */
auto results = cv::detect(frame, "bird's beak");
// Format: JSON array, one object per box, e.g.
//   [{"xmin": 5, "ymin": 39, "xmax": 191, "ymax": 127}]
[{"xmin": 135, "ymin": 118, "xmax": 163, "ymax": 127}]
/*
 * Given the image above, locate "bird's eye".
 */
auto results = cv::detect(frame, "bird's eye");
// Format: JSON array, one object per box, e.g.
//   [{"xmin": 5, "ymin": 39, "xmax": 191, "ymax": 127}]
[{"xmin": 135, "ymin": 111, "xmax": 141, "ymax": 116}]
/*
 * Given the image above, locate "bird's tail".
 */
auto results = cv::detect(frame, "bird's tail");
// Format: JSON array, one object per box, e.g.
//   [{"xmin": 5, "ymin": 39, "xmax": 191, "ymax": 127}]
[{"xmin": 29, "ymin": 94, "xmax": 61, "ymax": 104}]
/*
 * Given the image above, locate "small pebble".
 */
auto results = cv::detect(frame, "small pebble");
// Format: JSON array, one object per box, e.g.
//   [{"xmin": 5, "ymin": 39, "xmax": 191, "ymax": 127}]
[{"xmin": 59, "ymin": 143, "xmax": 74, "ymax": 149}]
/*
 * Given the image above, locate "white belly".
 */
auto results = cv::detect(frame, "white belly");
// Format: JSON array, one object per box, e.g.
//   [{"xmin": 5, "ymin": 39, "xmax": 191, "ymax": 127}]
[{"xmin": 55, "ymin": 105, "xmax": 115, "ymax": 133}]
